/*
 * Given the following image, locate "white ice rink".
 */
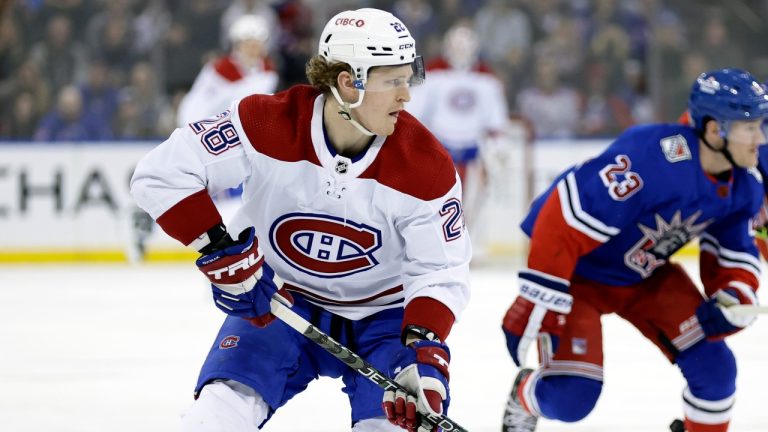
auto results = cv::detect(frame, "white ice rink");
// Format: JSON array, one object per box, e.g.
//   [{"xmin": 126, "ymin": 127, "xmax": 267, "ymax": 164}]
[{"xmin": 2, "ymin": 259, "xmax": 767, "ymax": 432}]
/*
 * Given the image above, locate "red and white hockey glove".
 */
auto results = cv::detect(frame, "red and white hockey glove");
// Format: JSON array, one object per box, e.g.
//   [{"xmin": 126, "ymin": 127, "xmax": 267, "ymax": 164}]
[
  {"xmin": 196, "ymin": 227, "xmax": 293, "ymax": 327},
  {"xmin": 383, "ymin": 340, "xmax": 450, "ymax": 432},
  {"xmin": 502, "ymin": 270, "xmax": 572, "ymax": 366},
  {"xmin": 696, "ymin": 285, "xmax": 758, "ymax": 340}
]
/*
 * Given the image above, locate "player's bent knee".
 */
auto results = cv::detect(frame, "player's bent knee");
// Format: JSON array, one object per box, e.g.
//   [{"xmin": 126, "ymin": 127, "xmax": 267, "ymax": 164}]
[
  {"xmin": 180, "ymin": 380, "xmax": 270, "ymax": 432},
  {"xmin": 352, "ymin": 417, "xmax": 402, "ymax": 431},
  {"xmin": 677, "ymin": 341, "xmax": 736, "ymax": 399},
  {"xmin": 537, "ymin": 375, "xmax": 602, "ymax": 422}
]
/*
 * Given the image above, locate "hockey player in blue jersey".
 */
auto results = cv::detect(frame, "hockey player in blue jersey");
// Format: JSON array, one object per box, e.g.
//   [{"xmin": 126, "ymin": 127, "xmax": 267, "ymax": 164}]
[{"xmin": 501, "ymin": 68, "xmax": 768, "ymax": 432}]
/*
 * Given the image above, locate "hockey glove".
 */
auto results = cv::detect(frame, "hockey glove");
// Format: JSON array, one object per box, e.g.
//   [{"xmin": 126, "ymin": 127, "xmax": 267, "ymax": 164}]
[
  {"xmin": 502, "ymin": 270, "xmax": 572, "ymax": 367},
  {"xmin": 383, "ymin": 340, "xmax": 450, "ymax": 432},
  {"xmin": 695, "ymin": 286, "xmax": 758, "ymax": 340},
  {"xmin": 196, "ymin": 227, "xmax": 293, "ymax": 327}
]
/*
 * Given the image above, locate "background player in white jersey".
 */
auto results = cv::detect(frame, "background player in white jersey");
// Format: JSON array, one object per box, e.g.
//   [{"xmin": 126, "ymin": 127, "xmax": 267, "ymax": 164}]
[
  {"xmin": 126, "ymin": 14, "xmax": 279, "ymax": 264},
  {"xmin": 500, "ymin": 68, "xmax": 768, "ymax": 432},
  {"xmin": 131, "ymin": 8, "xmax": 471, "ymax": 432},
  {"xmin": 177, "ymin": 14, "xmax": 278, "ymax": 127},
  {"xmin": 407, "ymin": 22, "xmax": 509, "ymax": 227}
]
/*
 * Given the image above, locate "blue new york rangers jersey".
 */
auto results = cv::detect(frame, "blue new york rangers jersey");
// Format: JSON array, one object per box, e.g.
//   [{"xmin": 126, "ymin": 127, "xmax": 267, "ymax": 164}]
[{"xmin": 521, "ymin": 124, "xmax": 762, "ymax": 293}]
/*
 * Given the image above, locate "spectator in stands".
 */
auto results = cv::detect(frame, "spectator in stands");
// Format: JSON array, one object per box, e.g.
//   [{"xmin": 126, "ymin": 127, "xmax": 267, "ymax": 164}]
[
  {"xmin": 29, "ymin": 14, "xmax": 88, "ymax": 93},
  {"xmin": 163, "ymin": 0, "xmax": 222, "ymax": 95},
  {"xmin": 34, "ymin": 85, "xmax": 113, "ymax": 142},
  {"xmin": 3, "ymin": 92, "xmax": 40, "ymax": 139},
  {"xmin": 86, "ymin": 2, "xmax": 136, "ymax": 85},
  {"xmin": 115, "ymin": 62, "xmax": 167, "ymax": 139},
  {"xmin": 517, "ymin": 54, "xmax": 580, "ymax": 139},
  {"xmin": 79, "ymin": 58, "xmax": 120, "ymax": 128},
  {"xmin": 474, "ymin": 0, "xmax": 532, "ymax": 106},
  {"xmin": 695, "ymin": 12, "xmax": 743, "ymax": 69},
  {"xmin": 579, "ymin": 62, "xmax": 632, "ymax": 137},
  {"xmin": 393, "ymin": 0, "xmax": 440, "ymax": 58},
  {"xmin": 619, "ymin": 59, "xmax": 655, "ymax": 125},
  {"xmin": 274, "ymin": 0, "xmax": 315, "ymax": 89},
  {"xmin": 0, "ymin": 58, "xmax": 51, "ymax": 128},
  {"xmin": 0, "ymin": 14, "xmax": 25, "ymax": 83}
]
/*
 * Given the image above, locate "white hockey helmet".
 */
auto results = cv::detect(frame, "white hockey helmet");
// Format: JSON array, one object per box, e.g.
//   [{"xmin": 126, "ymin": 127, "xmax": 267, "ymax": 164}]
[
  {"xmin": 229, "ymin": 14, "xmax": 270, "ymax": 43},
  {"xmin": 318, "ymin": 8, "xmax": 424, "ymax": 89}
]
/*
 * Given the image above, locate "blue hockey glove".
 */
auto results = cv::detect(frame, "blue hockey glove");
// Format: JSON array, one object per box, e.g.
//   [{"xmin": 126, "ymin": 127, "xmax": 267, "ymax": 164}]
[
  {"xmin": 196, "ymin": 227, "xmax": 293, "ymax": 327},
  {"xmin": 383, "ymin": 340, "xmax": 450, "ymax": 432},
  {"xmin": 696, "ymin": 287, "xmax": 758, "ymax": 340}
]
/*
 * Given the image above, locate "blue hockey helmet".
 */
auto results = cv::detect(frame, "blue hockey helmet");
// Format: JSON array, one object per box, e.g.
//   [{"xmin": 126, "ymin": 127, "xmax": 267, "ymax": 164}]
[{"xmin": 688, "ymin": 68, "xmax": 768, "ymax": 133}]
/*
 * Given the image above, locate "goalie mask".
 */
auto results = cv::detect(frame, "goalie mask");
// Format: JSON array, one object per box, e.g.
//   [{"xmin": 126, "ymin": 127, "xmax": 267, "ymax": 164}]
[{"xmin": 318, "ymin": 8, "xmax": 424, "ymax": 135}]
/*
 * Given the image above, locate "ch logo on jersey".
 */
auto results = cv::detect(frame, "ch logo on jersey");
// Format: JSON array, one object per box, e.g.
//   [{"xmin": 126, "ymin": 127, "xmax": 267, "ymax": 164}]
[
  {"xmin": 270, "ymin": 213, "xmax": 382, "ymax": 278},
  {"xmin": 449, "ymin": 89, "xmax": 477, "ymax": 112},
  {"xmin": 624, "ymin": 210, "xmax": 712, "ymax": 277},
  {"xmin": 219, "ymin": 335, "xmax": 240, "ymax": 349}
]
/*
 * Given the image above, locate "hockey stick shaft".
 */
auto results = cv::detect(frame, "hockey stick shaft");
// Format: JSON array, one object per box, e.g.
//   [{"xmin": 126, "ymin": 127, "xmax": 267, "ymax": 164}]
[
  {"xmin": 726, "ymin": 304, "xmax": 768, "ymax": 316},
  {"xmin": 270, "ymin": 296, "xmax": 468, "ymax": 432}
]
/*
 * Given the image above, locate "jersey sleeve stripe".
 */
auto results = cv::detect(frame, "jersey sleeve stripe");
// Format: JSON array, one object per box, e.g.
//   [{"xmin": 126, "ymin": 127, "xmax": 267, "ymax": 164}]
[
  {"xmin": 519, "ymin": 268, "xmax": 571, "ymax": 287},
  {"xmin": 700, "ymin": 233, "xmax": 761, "ymax": 278},
  {"xmin": 557, "ymin": 173, "xmax": 620, "ymax": 242}
]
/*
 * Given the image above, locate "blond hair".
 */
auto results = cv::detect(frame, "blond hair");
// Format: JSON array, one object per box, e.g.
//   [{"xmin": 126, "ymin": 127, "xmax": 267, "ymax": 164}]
[{"xmin": 305, "ymin": 55, "xmax": 353, "ymax": 93}]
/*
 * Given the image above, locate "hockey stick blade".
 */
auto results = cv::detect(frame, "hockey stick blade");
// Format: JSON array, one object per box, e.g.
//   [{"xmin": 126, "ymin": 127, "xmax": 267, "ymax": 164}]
[
  {"xmin": 270, "ymin": 296, "xmax": 469, "ymax": 432},
  {"xmin": 726, "ymin": 304, "xmax": 768, "ymax": 316}
]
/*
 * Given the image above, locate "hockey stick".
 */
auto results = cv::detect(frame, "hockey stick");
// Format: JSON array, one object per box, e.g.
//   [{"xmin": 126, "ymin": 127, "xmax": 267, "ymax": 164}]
[
  {"xmin": 726, "ymin": 304, "xmax": 768, "ymax": 316},
  {"xmin": 269, "ymin": 296, "xmax": 469, "ymax": 432}
]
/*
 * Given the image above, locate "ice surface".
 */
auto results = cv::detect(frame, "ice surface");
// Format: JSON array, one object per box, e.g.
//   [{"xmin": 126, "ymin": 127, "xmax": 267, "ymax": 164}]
[{"xmin": 1, "ymin": 260, "xmax": 766, "ymax": 431}]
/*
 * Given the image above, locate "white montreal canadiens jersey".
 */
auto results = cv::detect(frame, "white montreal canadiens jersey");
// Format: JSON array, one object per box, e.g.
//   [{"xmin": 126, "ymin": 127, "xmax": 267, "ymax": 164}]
[
  {"xmin": 407, "ymin": 59, "xmax": 508, "ymax": 150},
  {"xmin": 133, "ymin": 85, "xmax": 471, "ymax": 320},
  {"xmin": 177, "ymin": 55, "xmax": 278, "ymax": 127}
]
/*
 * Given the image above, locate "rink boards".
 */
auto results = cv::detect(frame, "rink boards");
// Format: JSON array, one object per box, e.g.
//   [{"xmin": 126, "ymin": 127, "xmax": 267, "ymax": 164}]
[{"xmin": 0, "ymin": 139, "xmax": 701, "ymax": 262}]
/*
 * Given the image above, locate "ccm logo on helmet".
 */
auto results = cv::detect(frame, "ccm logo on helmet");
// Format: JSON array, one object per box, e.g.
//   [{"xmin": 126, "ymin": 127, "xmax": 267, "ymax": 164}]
[
  {"xmin": 269, "ymin": 213, "xmax": 382, "ymax": 278},
  {"xmin": 335, "ymin": 17, "xmax": 365, "ymax": 27}
]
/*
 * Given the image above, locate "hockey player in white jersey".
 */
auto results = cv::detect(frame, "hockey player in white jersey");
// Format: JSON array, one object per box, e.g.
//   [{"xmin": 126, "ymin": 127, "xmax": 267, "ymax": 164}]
[
  {"xmin": 131, "ymin": 8, "xmax": 471, "ymax": 432},
  {"xmin": 408, "ymin": 23, "xmax": 509, "ymax": 226},
  {"xmin": 176, "ymin": 14, "xmax": 278, "ymax": 127}
]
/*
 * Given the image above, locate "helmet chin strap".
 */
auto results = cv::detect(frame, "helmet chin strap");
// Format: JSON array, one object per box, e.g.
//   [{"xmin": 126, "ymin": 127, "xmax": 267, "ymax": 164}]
[
  {"xmin": 329, "ymin": 86, "xmax": 375, "ymax": 136},
  {"xmin": 699, "ymin": 122, "xmax": 741, "ymax": 169}
]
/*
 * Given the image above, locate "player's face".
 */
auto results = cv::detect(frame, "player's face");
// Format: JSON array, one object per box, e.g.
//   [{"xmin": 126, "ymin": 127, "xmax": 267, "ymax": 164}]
[
  {"xmin": 353, "ymin": 65, "xmax": 413, "ymax": 136},
  {"xmin": 235, "ymin": 39, "xmax": 265, "ymax": 62},
  {"xmin": 726, "ymin": 119, "xmax": 766, "ymax": 168}
]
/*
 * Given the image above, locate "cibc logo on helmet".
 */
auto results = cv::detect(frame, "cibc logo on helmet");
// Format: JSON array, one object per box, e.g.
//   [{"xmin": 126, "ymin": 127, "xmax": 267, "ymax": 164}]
[{"xmin": 335, "ymin": 17, "xmax": 365, "ymax": 27}]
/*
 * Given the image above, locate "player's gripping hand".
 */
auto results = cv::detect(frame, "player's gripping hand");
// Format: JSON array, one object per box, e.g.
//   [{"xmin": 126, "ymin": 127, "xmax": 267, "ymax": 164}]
[
  {"xmin": 695, "ymin": 287, "xmax": 758, "ymax": 340},
  {"xmin": 383, "ymin": 340, "xmax": 450, "ymax": 432},
  {"xmin": 502, "ymin": 270, "xmax": 572, "ymax": 366},
  {"xmin": 196, "ymin": 227, "xmax": 293, "ymax": 327}
]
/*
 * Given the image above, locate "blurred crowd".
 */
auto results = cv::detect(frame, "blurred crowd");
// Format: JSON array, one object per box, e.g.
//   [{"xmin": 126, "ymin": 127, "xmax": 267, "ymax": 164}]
[{"xmin": 1, "ymin": 0, "xmax": 768, "ymax": 141}]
